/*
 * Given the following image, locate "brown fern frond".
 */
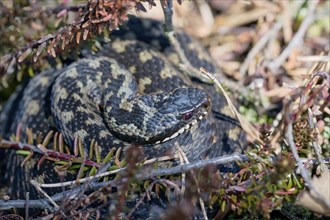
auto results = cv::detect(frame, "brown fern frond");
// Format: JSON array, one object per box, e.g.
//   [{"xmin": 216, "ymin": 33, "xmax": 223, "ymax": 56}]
[{"xmin": 0, "ymin": 0, "xmax": 158, "ymax": 80}]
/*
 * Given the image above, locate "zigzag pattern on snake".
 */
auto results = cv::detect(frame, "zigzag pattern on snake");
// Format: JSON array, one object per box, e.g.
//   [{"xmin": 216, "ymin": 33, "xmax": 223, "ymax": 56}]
[{"xmin": 0, "ymin": 17, "xmax": 245, "ymax": 204}]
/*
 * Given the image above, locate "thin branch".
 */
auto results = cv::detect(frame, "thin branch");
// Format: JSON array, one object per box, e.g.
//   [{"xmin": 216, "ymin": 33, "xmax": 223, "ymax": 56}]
[
  {"xmin": 0, "ymin": 186, "xmax": 82, "ymax": 210},
  {"xmin": 0, "ymin": 153, "xmax": 248, "ymax": 210},
  {"xmin": 37, "ymin": 167, "xmax": 126, "ymax": 188},
  {"xmin": 142, "ymin": 153, "xmax": 249, "ymax": 179},
  {"xmin": 36, "ymin": 154, "xmax": 176, "ymax": 188},
  {"xmin": 296, "ymin": 55, "xmax": 329, "ymax": 62},
  {"xmin": 30, "ymin": 180, "xmax": 59, "ymax": 209},
  {"xmin": 240, "ymin": 20, "xmax": 283, "ymax": 76},
  {"xmin": 200, "ymin": 67, "xmax": 260, "ymax": 141},
  {"xmin": 307, "ymin": 108, "xmax": 327, "ymax": 171},
  {"xmin": 176, "ymin": 145, "xmax": 208, "ymax": 220},
  {"xmin": 177, "ymin": 144, "xmax": 186, "ymax": 195},
  {"xmin": 127, "ymin": 180, "xmax": 159, "ymax": 218},
  {"xmin": 1, "ymin": 153, "xmax": 329, "ymax": 210},
  {"xmin": 160, "ymin": 0, "xmax": 173, "ymax": 32},
  {"xmin": 25, "ymin": 192, "xmax": 29, "ymax": 219},
  {"xmin": 285, "ymin": 122, "xmax": 330, "ymax": 209},
  {"xmin": 159, "ymin": 3, "xmax": 212, "ymax": 84},
  {"xmin": 32, "ymin": 150, "xmax": 330, "ymax": 189}
]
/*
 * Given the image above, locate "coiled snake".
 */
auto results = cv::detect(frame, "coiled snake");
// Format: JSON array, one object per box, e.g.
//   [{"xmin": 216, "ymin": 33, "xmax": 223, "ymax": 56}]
[{"xmin": 0, "ymin": 17, "xmax": 245, "ymax": 205}]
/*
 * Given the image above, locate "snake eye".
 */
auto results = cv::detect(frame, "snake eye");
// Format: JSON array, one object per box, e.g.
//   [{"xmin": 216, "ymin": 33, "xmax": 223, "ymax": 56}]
[{"xmin": 182, "ymin": 111, "xmax": 193, "ymax": 120}]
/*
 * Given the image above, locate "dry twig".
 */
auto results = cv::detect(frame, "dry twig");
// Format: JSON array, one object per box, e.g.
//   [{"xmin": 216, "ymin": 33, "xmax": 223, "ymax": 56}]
[
  {"xmin": 200, "ymin": 67, "xmax": 260, "ymax": 141},
  {"xmin": 269, "ymin": 0, "xmax": 319, "ymax": 73},
  {"xmin": 30, "ymin": 180, "xmax": 59, "ymax": 209},
  {"xmin": 307, "ymin": 108, "xmax": 328, "ymax": 171},
  {"xmin": 240, "ymin": 20, "xmax": 283, "ymax": 76},
  {"xmin": 285, "ymin": 122, "xmax": 330, "ymax": 209},
  {"xmin": 176, "ymin": 145, "xmax": 208, "ymax": 220}
]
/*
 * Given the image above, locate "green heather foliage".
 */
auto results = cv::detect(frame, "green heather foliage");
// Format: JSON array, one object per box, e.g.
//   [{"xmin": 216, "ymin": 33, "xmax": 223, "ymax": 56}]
[{"xmin": 0, "ymin": 0, "xmax": 329, "ymax": 219}]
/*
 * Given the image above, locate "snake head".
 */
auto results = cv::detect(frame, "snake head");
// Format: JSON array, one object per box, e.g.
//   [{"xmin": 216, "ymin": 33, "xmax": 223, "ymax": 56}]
[
  {"xmin": 106, "ymin": 87, "xmax": 211, "ymax": 145},
  {"xmin": 152, "ymin": 87, "xmax": 211, "ymax": 144}
]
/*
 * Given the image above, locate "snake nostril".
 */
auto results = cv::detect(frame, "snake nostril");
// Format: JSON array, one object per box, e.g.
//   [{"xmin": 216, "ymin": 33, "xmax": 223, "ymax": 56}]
[{"xmin": 202, "ymin": 101, "xmax": 210, "ymax": 111}]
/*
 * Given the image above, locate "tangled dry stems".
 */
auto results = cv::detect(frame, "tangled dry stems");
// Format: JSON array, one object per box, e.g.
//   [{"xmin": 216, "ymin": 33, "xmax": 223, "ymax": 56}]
[{"xmin": 0, "ymin": 0, "xmax": 329, "ymax": 218}]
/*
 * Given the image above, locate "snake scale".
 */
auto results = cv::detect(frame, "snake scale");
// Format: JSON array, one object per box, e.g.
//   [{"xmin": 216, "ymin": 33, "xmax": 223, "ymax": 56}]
[{"xmin": 0, "ymin": 16, "xmax": 245, "ymax": 214}]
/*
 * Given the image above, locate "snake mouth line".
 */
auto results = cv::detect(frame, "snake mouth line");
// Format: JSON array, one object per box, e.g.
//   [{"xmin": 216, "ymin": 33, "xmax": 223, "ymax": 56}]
[{"xmin": 155, "ymin": 110, "xmax": 209, "ymax": 144}]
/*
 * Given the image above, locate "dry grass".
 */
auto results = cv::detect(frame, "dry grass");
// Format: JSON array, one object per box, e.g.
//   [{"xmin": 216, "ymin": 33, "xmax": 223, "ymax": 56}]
[{"xmin": 0, "ymin": 0, "xmax": 329, "ymax": 219}]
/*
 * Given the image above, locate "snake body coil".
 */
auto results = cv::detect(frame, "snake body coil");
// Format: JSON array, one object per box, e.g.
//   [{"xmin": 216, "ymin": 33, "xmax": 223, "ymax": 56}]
[
  {"xmin": 0, "ymin": 17, "xmax": 245, "ymax": 205},
  {"xmin": 52, "ymin": 56, "xmax": 210, "ymax": 149}
]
